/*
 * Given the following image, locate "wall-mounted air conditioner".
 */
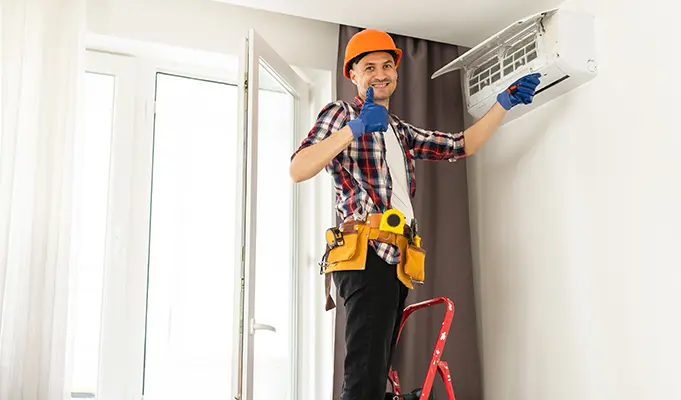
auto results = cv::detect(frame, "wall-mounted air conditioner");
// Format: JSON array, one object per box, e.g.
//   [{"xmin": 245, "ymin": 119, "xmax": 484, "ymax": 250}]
[{"xmin": 431, "ymin": 8, "xmax": 598, "ymax": 124}]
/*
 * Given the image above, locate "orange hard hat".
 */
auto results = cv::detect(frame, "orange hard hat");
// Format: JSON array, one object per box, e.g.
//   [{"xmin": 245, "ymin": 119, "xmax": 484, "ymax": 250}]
[{"xmin": 343, "ymin": 29, "xmax": 403, "ymax": 79}]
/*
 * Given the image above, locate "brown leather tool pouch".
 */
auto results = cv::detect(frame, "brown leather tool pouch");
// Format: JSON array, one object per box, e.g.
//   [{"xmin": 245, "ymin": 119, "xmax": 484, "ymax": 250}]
[{"xmin": 404, "ymin": 244, "xmax": 426, "ymax": 283}]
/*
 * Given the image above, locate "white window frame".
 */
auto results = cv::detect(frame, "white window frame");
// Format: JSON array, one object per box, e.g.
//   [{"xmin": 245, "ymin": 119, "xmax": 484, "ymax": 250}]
[
  {"xmin": 82, "ymin": 35, "xmax": 335, "ymax": 400},
  {"xmin": 82, "ymin": 49, "xmax": 139, "ymax": 400}
]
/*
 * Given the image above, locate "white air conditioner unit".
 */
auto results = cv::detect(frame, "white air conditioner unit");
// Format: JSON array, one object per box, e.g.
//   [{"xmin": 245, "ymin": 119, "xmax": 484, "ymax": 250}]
[{"xmin": 431, "ymin": 8, "xmax": 598, "ymax": 124}]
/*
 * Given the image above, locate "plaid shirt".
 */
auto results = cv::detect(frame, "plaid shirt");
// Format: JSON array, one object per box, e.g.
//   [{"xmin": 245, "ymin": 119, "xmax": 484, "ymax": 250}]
[{"xmin": 292, "ymin": 95, "xmax": 467, "ymax": 265}]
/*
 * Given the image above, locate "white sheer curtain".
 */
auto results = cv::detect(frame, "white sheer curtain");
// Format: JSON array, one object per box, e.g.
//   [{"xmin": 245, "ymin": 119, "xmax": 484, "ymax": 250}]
[{"xmin": 0, "ymin": 0, "xmax": 86, "ymax": 398}]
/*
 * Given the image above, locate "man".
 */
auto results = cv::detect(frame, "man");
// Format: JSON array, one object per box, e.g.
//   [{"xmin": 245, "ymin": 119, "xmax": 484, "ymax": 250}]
[{"xmin": 289, "ymin": 29, "xmax": 540, "ymax": 399}]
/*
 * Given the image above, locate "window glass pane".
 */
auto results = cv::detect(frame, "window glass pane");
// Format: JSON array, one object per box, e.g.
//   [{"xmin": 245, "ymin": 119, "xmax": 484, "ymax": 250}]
[
  {"xmin": 252, "ymin": 63, "xmax": 295, "ymax": 400},
  {"xmin": 70, "ymin": 71, "xmax": 116, "ymax": 398},
  {"xmin": 143, "ymin": 73, "xmax": 239, "ymax": 400}
]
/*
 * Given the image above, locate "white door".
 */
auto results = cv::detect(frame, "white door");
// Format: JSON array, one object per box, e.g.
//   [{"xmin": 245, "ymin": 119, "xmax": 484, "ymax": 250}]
[{"xmin": 233, "ymin": 29, "xmax": 311, "ymax": 400}]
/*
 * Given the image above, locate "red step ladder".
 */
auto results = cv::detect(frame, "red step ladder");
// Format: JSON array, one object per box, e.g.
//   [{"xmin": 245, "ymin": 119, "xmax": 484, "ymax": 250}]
[{"xmin": 388, "ymin": 296, "xmax": 456, "ymax": 400}]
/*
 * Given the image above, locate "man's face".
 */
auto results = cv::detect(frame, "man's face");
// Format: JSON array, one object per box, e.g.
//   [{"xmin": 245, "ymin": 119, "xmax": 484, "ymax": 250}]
[{"xmin": 349, "ymin": 51, "xmax": 398, "ymax": 104}]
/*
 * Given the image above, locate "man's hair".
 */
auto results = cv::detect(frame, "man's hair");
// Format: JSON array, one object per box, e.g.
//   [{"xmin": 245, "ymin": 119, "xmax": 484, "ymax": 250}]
[{"xmin": 350, "ymin": 50, "xmax": 398, "ymax": 72}]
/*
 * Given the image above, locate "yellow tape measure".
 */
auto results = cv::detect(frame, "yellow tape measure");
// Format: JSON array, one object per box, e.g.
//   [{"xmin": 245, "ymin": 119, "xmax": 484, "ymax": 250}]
[
  {"xmin": 379, "ymin": 209, "xmax": 405, "ymax": 235},
  {"xmin": 325, "ymin": 227, "xmax": 344, "ymax": 247}
]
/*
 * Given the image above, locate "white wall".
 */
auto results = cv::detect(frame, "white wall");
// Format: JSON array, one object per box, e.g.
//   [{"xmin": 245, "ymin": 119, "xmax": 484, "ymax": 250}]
[
  {"xmin": 467, "ymin": 0, "xmax": 680, "ymax": 399},
  {"xmin": 87, "ymin": 0, "xmax": 339, "ymax": 74}
]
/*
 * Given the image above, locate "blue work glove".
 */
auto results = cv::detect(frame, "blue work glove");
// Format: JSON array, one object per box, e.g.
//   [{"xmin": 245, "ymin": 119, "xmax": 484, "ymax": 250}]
[
  {"xmin": 496, "ymin": 73, "xmax": 542, "ymax": 110},
  {"xmin": 347, "ymin": 86, "xmax": 389, "ymax": 138}
]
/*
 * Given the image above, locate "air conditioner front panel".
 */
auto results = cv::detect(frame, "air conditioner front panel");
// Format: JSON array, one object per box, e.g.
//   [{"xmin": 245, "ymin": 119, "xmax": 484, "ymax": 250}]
[{"xmin": 431, "ymin": 7, "xmax": 559, "ymax": 79}]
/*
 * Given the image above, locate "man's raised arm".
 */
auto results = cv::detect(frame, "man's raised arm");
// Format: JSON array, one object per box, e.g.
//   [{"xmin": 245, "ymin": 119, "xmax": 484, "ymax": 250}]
[
  {"xmin": 289, "ymin": 126, "xmax": 354, "ymax": 183},
  {"xmin": 290, "ymin": 86, "xmax": 389, "ymax": 183}
]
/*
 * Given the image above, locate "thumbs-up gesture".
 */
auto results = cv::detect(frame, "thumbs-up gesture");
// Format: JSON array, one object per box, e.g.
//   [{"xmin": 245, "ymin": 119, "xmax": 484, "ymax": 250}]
[{"xmin": 347, "ymin": 87, "xmax": 390, "ymax": 139}]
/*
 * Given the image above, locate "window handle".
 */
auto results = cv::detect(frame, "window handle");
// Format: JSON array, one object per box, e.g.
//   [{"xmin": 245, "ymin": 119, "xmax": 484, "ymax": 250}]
[{"xmin": 250, "ymin": 319, "xmax": 276, "ymax": 334}]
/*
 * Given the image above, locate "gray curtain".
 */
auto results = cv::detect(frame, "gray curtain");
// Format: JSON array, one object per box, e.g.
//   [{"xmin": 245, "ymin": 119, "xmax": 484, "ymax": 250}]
[{"xmin": 333, "ymin": 25, "xmax": 483, "ymax": 400}]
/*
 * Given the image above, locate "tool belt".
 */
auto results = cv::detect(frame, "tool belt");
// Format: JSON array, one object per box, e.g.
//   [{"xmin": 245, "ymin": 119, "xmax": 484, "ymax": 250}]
[{"xmin": 320, "ymin": 210, "xmax": 426, "ymax": 311}]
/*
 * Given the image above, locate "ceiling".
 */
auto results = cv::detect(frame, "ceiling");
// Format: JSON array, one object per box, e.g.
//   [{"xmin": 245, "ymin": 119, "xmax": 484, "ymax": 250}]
[{"xmin": 213, "ymin": 0, "xmax": 564, "ymax": 47}]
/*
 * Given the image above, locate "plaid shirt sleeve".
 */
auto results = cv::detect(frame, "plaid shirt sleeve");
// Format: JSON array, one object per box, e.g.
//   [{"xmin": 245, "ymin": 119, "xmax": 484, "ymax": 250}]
[
  {"xmin": 403, "ymin": 122, "xmax": 467, "ymax": 162},
  {"xmin": 291, "ymin": 101, "xmax": 348, "ymax": 161}
]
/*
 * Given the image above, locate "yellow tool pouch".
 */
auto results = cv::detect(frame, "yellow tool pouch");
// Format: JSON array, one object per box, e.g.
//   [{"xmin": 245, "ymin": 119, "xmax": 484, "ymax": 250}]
[
  {"xmin": 323, "ymin": 223, "xmax": 370, "ymax": 273},
  {"xmin": 320, "ymin": 223, "xmax": 372, "ymax": 311},
  {"xmin": 403, "ymin": 244, "xmax": 426, "ymax": 283}
]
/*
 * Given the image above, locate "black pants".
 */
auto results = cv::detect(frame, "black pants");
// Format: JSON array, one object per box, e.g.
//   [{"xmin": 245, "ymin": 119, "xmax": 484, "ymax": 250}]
[{"xmin": 333, "ymin": 246, "xmax": 409, "ymax": 400}]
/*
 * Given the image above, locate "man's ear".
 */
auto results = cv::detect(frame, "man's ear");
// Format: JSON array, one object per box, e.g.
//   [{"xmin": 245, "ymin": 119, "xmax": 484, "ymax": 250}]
[{"xmin": 349, "ymin": 69, "xmax": 357, "ymax": 85}]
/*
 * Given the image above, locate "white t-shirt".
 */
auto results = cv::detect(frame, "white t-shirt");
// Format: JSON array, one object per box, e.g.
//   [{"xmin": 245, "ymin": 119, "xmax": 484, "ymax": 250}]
[{"xmin": 384, "ymin": 124, "xmax": 414, "ymax": 223}]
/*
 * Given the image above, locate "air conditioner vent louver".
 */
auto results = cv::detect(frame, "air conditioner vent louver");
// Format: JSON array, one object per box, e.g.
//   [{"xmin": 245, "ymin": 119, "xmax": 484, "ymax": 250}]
[
  {"xmin": 432, "ymin": 8, "xmax": 598, "ymax": 125},
  {"xmin": 468, "ymin": 51, "xmax": 500, "ymax": 95},
  {"xmin": 467, "ymin": 24, "xmax": 540, "ymax": 97},
  {"xmin": 501, "ymin": 27, "xmax": 538, "ymax": 79}
]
